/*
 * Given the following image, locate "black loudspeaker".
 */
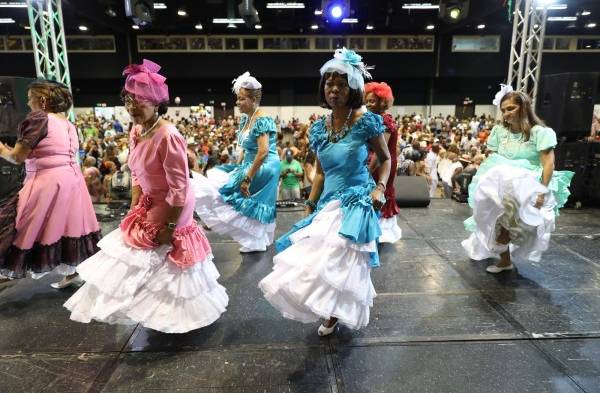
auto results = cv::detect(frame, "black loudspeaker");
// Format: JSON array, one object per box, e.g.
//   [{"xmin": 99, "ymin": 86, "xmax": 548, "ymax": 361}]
[
  {"xmin": 124, "ymin": 0, "xmax": 154, "ymax": 27},
  {"xmin": 537, "ymin": 72, "xmax": 599, "ymax": 141},
  {"xmin": 0, "ymin": 76, "xmax": 33, "ymax": 142},
  {"xmin": 394, "ymin": 176, "xmax": 431, "ymax": 208}
]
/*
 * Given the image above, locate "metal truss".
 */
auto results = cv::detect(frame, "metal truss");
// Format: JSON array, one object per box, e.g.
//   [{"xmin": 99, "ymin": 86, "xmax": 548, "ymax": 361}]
[
  {"xmin": 26, "ymin": 0, "xmax": 72, "ymax": 89},
  {"xmin": 507, "ymin": 0, "xmax": 548, "ymax": 106}
]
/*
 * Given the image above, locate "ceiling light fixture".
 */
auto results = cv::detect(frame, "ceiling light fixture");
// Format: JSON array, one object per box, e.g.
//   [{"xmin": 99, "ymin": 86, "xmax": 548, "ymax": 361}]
[
  {"xmin": 477, "ymin": 24, "xmax": 485, "ymax": 29},
  {"xmin": 548, "ymin": 16, "xmax": 577, "ymax": 21},
  {"xmin": 314, "ymin": 9, "xmax": 322, "ymax": 15},
  {"xmin": 213, "ymin": 18, "xmax": 245, "ymax": 24},
  {"xmin": 0, "ymin": 2, "xmax": 27, "ymax": 8},
  {"xmin": 0, "ymin": 17, "xmax": 16, "ymax": 23},
  {"xmin": 403, "ymin": 3, "xmax": 439, "ymax": 10},
  {"xmin": 581, "ymin": 11, "xmax": 591, "ymax": 16},
  {"xmin": 586, "ymin": 22, "xmax": 597, "ymax": 28},
  {"xmin": 132, "ymin": 24, "xmax": 140, "ymax": 30},
  {"xmin": 255, "ymin": 24, "xmax": 262, "ymax": 29},
  {"xmin": 536, "ymin": 4, "xmax": 567, "ymax": 10},
  {"xmin": 266, "ymin": 2, "xmax": 305, "ymax": 9},
  {"xmin": 78, "ymin": 25, "xmax": 88, "ymax": 31},
  {"xmin": 341, "ymin": 18, "xmax": 358, "ymax": 23},
  {"xmin": 426, "ymin": 24, "xmax": 435, "ymax": 30},
  {"xmin": 195, "ymin": 23, "xmax": 203, "ymax": 30},
  {"xmin": 177, "ymin": 9, "xmax": 187, "ymax": 16},
  {"xmin": 366, "ymin": 24, "xmax": 374, "ymax": 30},
  {"xmin": 226, "ymin": 23, "xmax": 237, "ymax": 29},
  {"xmin": 154, "ymin": 2, "xmax": 167, "ymax": 9},
  {"xmin": 311, "ymin": 24, "xmax": 319, "ymax": 30}
]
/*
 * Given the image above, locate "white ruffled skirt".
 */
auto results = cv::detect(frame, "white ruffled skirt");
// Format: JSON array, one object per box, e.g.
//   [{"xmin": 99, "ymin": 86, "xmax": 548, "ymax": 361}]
[
  {"xmin": 191, "ymin": 169, "xmax": 275, "ymax": 250},
  {"xmin": 379, "ymin": 216, "xmax": 402, "ymax": 244},
  {"xmin": 462, "ymin": 165, "xmax": 556, "ymax": 262},
  {"xmin": 259, "ymin": 200, "xmax": 376, "ymax": 330},
  {"xmin": 64, "ymin": 229, "xmax": 229, "ymax": 334}
]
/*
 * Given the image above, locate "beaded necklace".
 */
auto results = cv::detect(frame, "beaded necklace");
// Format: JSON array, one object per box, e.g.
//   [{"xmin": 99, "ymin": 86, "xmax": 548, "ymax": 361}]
[
  {"xmin": 327, "ymin": 109, "xmax": 353, "ymax": 144},
  {"xmin": 139, "ymin": 117, "xmax": 161, "ymax": 139}
]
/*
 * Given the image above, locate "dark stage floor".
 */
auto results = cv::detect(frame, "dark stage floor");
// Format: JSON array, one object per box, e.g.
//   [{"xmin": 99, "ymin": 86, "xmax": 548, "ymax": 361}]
[{"xmin": 1, "ymin": 200, "xmax": 600, "ymax": 393}]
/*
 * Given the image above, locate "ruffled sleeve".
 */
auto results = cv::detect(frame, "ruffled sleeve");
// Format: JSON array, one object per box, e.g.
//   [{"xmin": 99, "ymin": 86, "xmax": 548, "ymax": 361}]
[
  {"xmin": 357, "ymin": 112, "xmax": 384, "ymax": 142},
  {"xmin": 534, "ymin": 126, "xmax": 557, "ymax": 151},
  {"xmin": 486, "ymin": 125, "xmax": 502, "ymax": 152},
  {"xmin": 308, "ymin": 117, "xmax": 328, "ymax": 153},
  {"xmin": 251, "ymin": 117, "xmax": 276, "ymax": 138},
  {"xmin": 16, "ymin": 110, "xmax": 48, "ymax": 149},
  {"xmin": 159, "ymin": 127, "xmax": 189, "ymax": 207}
]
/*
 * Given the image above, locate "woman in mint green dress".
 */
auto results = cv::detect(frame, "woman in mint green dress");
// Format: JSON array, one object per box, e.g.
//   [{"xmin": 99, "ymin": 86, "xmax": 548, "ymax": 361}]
[
  {"xmin": 192, "ymin": 72, "xmax": 280, "ymax": 253},
  {"xmin": 462, "ymin": 89, "xmax": 573, "ymax": 273}
]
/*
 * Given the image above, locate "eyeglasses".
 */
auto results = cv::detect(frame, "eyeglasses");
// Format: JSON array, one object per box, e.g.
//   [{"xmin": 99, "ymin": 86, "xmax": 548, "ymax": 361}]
[{"xmin": 121, "ymin": 94, "xmax": 152, "ymax": 108}]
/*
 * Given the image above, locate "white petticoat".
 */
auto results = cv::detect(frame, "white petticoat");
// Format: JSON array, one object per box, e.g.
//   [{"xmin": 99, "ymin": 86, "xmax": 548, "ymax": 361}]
[
  {"xmin": 64, "ymin": 229, "xmax": 228, "ymax": 334},
  {"xmin": 259, "ymin": 200, "xmax": 376, "ymax": 330},
  {"xmin": 191, "ymin": 169, "xmax": 275, "ymax": 250},
  {"xmin": 378, "ymin": 216, "xmax": 402, "ymax": 244},
  {"xmin": 462, "ymin": 165, "xmax": 556, "ymax": 262}
]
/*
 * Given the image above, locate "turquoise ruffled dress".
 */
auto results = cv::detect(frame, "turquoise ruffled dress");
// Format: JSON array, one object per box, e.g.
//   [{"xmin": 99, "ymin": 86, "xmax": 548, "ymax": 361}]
[
  {"xmin": 192, "ymin": 116, "xmax": 280, "ymax": 250},
  {"xmin": 462, "ymin": 124, "xmax": 574, "ymax": 262},
  {"xmin": 259, "ymin": 111, "xmax": 384, "ymax": 330}
]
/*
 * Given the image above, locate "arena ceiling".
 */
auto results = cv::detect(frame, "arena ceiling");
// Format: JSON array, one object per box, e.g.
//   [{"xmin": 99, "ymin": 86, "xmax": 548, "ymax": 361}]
[{"xmin": 0, "ymin": 0, "xmax": 598, "ymax": 36}]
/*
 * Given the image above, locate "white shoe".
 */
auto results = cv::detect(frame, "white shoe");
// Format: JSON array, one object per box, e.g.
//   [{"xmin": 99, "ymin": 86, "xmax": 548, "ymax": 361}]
[
  {"xmin": 239, "ymin": 246, "xmax": 267, "ymax": 253},
  {"xmin": 486, "ymin": 264, "xmax": 514, "ymax": 274},
  {"xmin": 317, "ymin": 320, "xmax": 339, "ymax": 337},
  {"xmin": 50, "ymin": 275, "xmax": 83, "ymax": 289}
]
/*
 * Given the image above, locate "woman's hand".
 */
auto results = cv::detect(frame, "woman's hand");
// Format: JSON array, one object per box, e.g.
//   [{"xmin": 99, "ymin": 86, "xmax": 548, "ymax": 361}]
[
  {"xmin": 240, "ymin": 178, "xmax": 251, "ymax": 198},
  {"xmin": 534, "ymin": 193, "xmax": 545, "ymax": 209},
  {"xmin": 155, "ymin": 227, "xmax": 174, "ymax": 245},
  {"xmin": 371, "ymin": 187, "xmax": 386, "ymax": 211}
]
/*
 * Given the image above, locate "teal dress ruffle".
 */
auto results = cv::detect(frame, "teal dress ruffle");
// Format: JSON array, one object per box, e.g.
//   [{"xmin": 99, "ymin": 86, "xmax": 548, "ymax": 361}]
[
  {"xmin": 464, "ymin": 125, "xmax": 574, "ymax": 232},
  {"xmin": 217, "ymin": 116, "xmax": 280, "ymax": 224},
  {"xmin": 275, "ymin": 112, "xmax": 384, "ymax": 267}
]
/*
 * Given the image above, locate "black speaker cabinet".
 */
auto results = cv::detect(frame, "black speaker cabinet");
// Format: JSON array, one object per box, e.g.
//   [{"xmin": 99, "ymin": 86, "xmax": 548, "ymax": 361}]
[
  {"xmin": 537, "ymin": 72, "xmax": 599, "ymax": 141},
  {"xmin": 394, "ymin": 176, "xmax": 431, "ymax": 208},
  {"xmin": 0, "ymin": 76, "xmax": 33, "ymax": 142}
]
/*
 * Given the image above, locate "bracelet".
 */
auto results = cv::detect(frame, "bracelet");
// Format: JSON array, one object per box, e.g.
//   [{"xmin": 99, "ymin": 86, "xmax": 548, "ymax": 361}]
[
  {"xmin": 304, "ymin": 200, "xmax": 317, "ymax": 210},
  {"xmin": 376, "ymin": 181, "xmax": 386, "ymax": 192},
  {"xmin": 242, "ymin": 175, "xmax": 252, "ymax": 184}
]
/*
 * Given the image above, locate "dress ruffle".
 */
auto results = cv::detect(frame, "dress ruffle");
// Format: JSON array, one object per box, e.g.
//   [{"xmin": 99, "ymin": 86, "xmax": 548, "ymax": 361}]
[
  {"xmin": 191, "ymin": 170, "xmax": 276, "ymax": 249},
  {"xmin": 120, "ymin": 194, "xmax": 212, "ymax": 269},
  {"xmin": 378, "ymin": 216, "xmax": 402, "ymax": 244},
  {"xmin": 462, "ymin": 161, "xmax": 571, "ymax": 262},
  {"xmin": 276, "ymin": 185, "xmax": 381, "ymax": 267},
  {"xmin": 309, "ymin": 112, "xmax": 384, "ymax": 153},
  {"xmin": 0, "ymin": 231, "xmax": 101, "ymax": 279},
  {"xmin": 64, "ymin": 228, "xmax": 228, "ymax": 334},
  {"xmin": 259, "ymin": 200, "xmax": 376, "ymax": 330}
]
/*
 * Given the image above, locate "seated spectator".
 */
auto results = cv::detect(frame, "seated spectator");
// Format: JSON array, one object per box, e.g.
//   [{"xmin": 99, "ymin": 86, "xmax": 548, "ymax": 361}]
[
  {"xmin": 83, "ymin": 166, "xmax": 103, "ymax": 203},
  {"xmin": 110, "ymin": 163, "xmax": 131, "ymax": 200},
  {"xmin": 440, "ymin": 152, "xmax": 463, "ymax": 198}
]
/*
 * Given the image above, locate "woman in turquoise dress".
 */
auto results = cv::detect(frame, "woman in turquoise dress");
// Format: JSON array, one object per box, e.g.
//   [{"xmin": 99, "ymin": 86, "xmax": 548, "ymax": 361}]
[
  {"xmin": 193, "ymin": 72, "xmax": 280, "ymax": 252},
  {"xmin": 259, "ymin": 48, "xmax": 392, "ymax": 336},
  {"xmin": 462, "ymin": 88, "xmax": 573, "ymax": 273}
]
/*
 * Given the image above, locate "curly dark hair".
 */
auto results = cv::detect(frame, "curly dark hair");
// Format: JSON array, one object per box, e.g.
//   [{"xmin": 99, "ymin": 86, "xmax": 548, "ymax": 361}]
[{"xmin": 28, "ymin": 79, "xmax": 73, "ymax": 113}]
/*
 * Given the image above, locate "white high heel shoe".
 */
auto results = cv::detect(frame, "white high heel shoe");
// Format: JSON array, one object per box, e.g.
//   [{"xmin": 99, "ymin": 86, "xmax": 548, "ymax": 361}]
[{"xmin": 50, "ymin": 275, "xmax": 83, "ymax": 289}]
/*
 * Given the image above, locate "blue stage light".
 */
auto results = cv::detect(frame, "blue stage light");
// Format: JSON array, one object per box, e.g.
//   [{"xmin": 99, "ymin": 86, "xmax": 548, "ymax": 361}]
[
  {"xmin": 321, "ymin": 0, "xmax": 350, "ymax": 23},
  {"xmin": 330, "ymin": 5, "xmax": 343, "ymax": 19}
]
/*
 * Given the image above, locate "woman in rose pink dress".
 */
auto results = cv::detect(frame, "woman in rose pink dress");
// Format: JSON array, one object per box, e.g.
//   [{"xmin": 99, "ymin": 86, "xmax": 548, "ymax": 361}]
[
  {"xmin": 65, "ymin": 60, "xmax": 228, "ymax": 333},
  {"xmin": 0, "ymin": 80, "xmax": 100, "ymax": 288}
]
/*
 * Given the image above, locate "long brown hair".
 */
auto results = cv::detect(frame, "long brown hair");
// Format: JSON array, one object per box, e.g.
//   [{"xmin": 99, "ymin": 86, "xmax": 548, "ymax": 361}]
[{"xmin": 500, "ymin": 91, "xmax": 546, "ymax": 141}]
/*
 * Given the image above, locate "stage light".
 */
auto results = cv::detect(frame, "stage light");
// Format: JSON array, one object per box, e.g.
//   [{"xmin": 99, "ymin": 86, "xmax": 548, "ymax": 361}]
[
  {"xmin": 239, "ymin": 0, "xmax": 260, "ymax": 28},
  {"xmin": 266, "ymin": 2, "xmax": 305, "ymax": 9},
  {"xmin": 132, "ymin": 24, "xmax": 140, "ymax": 29},
  {"xmin": 366, "ymin": 24, "xmax": 374, "ymax": 30},
  {"xmin": 314, "ymin": 9, "xmax": 322, "ymax": 15},
  {"xmin": 0, "ymin": 18, "xmax": 16, "ymax": 23},
  {"xmin": 78, "ymin": 25, "xmax": 88, "ymax": 31},
  {"xmin": 195, "ymin": 23, "xmax": 203, "ymax": 30},
  {"xmin": 426, "ymin": 24, "xmax": 435, "ymax": 30},
  {"xmin": 177, "ymin": 9, "xmax": 187, "ymax": 16},
  {"xmin": 581, "ymin": 11, "xmax": 591, "ymax": 16},
  {"xmin": 321, "ymin": 0, "xmax": 350, "ymax": 22},
  {"xmin": 311, "ymin": 24, "xmax": 319, "ymax": 30},
  {"xmin": 153, "ymin": 2, "xmax": 167, "ymax": 9},
  {"xmin": 586, "ymin": 22, "xmax": 597, "ymax": 28},
  {"xmin": 342, "ymin": 18, "xmax": 358, "ymax": 23},
  {"xmin": 477, "ymin": 24, "xmax": 485, "ymax": 29},
  {"xmin": 255, "ymin": 24, "xmax": 262, "ymax": 29},
  {"xmin": 548, "ymin": 16, "xmax": 577, "ymax": 21},
  {"xmin": 402, "ymin": 3, "xmax": 439, "ymax": 10},
  {"xmin": 124, "ymin": 0, "xmax": 154, "ymax": 27},
  {"xmin": 439, "ymin": 0, "xmax": 470, "ymax": 24},
  {"xmin": 227, "ymin": 23, "xmax": 237, "ymax": 28}
]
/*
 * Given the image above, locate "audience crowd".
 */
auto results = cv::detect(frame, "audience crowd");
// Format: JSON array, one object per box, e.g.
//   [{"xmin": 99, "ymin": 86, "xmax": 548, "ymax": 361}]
[{"xmin": 75, "ymin": 111, "xmax": 503, "ymax": 204}]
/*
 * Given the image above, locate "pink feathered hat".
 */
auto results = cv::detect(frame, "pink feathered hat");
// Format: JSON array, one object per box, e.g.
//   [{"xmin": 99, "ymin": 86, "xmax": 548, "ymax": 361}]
[{"xmin": 122, "ymin": 59, "xmax": 169, "ymax": 104}]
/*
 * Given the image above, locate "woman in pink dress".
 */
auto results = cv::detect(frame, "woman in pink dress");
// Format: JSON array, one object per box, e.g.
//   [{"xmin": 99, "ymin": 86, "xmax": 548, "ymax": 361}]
[
  {"xmin": 65, "ymin": 60, "xmax": 228, "ymax": 333},
  {"xmin": 0, "ymin": 80, "xmax": 100, "ymax": 288}
]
